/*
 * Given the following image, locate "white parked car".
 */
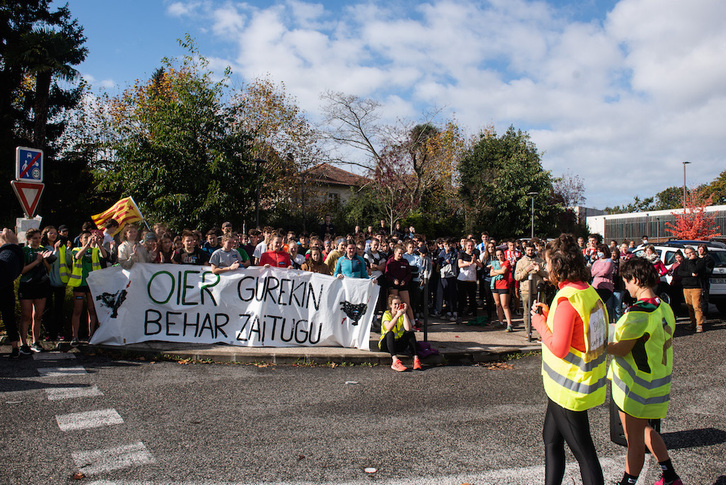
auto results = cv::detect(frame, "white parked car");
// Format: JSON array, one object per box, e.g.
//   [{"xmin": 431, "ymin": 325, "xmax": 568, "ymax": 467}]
[{"xmin": 634, "ymin": 241, "xmax": 726, "ymax": 316}]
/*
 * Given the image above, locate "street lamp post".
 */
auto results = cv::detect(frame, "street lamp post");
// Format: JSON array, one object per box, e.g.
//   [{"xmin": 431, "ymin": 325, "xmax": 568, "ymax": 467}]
[
  {"xmin": 253, "ymin": 158, "xmax": 266, "ymax": 229},
  {"xmin": 682, "ymin": 161, "xmax": 691, "ymax": 208},
  {"xmin": 527, "ymin": 191, "xmax": 538, "ymax": 239}
]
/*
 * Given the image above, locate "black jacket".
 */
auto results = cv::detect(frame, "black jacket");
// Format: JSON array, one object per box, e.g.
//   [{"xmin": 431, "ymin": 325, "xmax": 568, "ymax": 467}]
[
  {"xmin": 678, "ymin": 257, "xmax": 706, "ymax": 289},
  {"xmin": 0, "ymin": 243, "xmax": 24, "ymax": 287}
]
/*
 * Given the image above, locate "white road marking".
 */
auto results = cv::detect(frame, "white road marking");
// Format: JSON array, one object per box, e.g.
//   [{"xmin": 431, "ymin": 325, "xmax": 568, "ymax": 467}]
[
  {"xmin": 46, "ymin": 385, "xmax": 104, "ymax": 401},
  {"xmin": 72, "ymin": 442, "xmax": 155, "ymax": 476},
  {"xmin": 56, "ymin": 408, "xmax": 124, "ymax": 431},
  {"xmin": 32, "ymin": 352, "xmax": 77, "ymax": 360},
  {"xmin": 81, "ymin": 456, "xmax": 636, "ymax": 484},
  {"xmin": 37, "ymin": 366, "xmax": 87, "ymax": 377}
]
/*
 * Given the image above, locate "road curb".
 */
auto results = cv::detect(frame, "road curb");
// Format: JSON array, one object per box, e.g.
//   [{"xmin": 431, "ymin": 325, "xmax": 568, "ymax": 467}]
[{"xmin": 75, "ymin": 342, "xmax": 541, "ymax": 366}]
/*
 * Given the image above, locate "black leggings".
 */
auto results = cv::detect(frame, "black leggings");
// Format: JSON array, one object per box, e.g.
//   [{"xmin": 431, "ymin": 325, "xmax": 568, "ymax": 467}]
[
  {"xmin": 43, "ymin": 285, "xmax": 66, "ymax": 338},
  {"xmin": 457, "ymin": 280, "xmax": 477, "ymax": 316},
  {"xmin": 379, "ymin": 330, "xmax": 418, "ymax": 357},
  {"xmin": 543, "ymin": 398, "xmax": 604, "ymax": 485},
  {"xmin": 0, "ymin": 284, "xmax": 19, "ymax": 343}
]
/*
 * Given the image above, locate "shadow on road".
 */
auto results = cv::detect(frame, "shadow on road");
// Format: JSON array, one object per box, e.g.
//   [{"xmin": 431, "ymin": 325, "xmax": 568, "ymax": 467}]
[{"xmin": 662, "ymin": 427, "xmax": 726, "ymax": 449}]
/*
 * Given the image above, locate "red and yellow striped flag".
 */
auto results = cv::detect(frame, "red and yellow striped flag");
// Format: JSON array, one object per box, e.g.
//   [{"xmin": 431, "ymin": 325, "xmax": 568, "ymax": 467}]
[{"xmin": 91, "ymin": 197, "xmax": 144, "ymax": 235}]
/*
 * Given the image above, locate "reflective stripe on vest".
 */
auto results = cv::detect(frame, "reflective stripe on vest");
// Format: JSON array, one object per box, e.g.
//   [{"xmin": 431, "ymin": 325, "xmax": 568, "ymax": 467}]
[
  {"xmin": 541, "ymin": 285, "xmax": 608, "ymax": 411},
  {"xmin": 68, "ymin": 248, "xmax": 100, "ymax": 288},
  {"xmin": 543, "ymin": 360, "xmax": 608, "ymax": 395},
  {"xmin": 57, "ymin": 248, "xmax": 71, "ymax": 284},
  {"xmin": 610, "ymin": 302, "xmax": 674, "ymax": 419}
]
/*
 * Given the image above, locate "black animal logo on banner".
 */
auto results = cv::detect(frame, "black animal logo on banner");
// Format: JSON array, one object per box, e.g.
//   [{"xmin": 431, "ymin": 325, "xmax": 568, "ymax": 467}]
[
  {"xmin": 340, "ymin": 301, "xmax": 368, "ymax": 326},
  {"xmin": 96, "ymin": 289, "xmax": 128, "ymax": 318}
]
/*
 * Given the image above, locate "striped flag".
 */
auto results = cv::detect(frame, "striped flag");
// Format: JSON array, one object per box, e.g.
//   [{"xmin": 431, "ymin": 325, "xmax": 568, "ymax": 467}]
[{"xmin": 91, "ymin": 197, "xmax": 144, "ymax": 234}]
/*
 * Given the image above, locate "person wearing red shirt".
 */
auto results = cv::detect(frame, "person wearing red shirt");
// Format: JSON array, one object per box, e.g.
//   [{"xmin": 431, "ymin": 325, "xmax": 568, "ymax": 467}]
[{"xmin": 260, "ymin": 235, "xmax": 293, "ymax": 269}]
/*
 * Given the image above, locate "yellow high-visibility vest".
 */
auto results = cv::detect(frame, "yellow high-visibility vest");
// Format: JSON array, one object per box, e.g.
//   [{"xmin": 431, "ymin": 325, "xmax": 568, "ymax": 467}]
[
  {"xmin": 541, "ymin": 285, "xmax": 608, "ymax": 411},
  {"xmin": 65, "ymin": 247, "xmax": 101, "ymax": 288},
  {"xmin": 378, "ymin": 310, "xmax": 406, "ymax": 349},
  {"xmin": 57, "ymin": 247, "xmax": 72, "ymax": 284},
  {"xmin": 610, "ymin": 300, "xmax": 674, "ymax": 419}
]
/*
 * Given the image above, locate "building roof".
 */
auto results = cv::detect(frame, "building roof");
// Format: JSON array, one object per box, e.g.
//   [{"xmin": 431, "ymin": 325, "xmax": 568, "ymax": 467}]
[{"xmin": 302, "ymin": 163, "xmax": 370, "ymax": 187}]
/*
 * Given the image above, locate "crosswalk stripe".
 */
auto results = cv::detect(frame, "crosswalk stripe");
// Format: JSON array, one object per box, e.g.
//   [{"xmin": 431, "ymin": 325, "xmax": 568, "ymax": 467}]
[
  {"xmin": 72, "ymin": 442, "xmax": 155, "ymax": 476},
  {"xmin": 37, "ymin": 366, "xmax": 87, "ymax": 377},
  {"xmin": 46, "ymin": 385, "xmax": 104, "ymax": 401},
  {"xmin": 32, "ymin": 352, "xmax": 77, "ymax": 360},
  {"xmin": 56, "ymin": 409, "xmax": 124, "ymax": 431}
]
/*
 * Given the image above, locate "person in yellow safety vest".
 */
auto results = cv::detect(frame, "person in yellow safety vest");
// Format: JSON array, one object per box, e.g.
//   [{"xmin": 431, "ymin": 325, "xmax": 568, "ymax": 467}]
[
  {"xmin": 531, "ymin": 234, "xmax": 608, "ymax": 485},
  {"xmin": 61, "ymin": 230, "xmax": 106, "ymax": 347},
  {"xmin": 378, "ymin": 294, "xmax": 422, "ymax": 372},
  {"xmin": 608, "ymin": 257, "xmax": 682, "ymax": 485}
]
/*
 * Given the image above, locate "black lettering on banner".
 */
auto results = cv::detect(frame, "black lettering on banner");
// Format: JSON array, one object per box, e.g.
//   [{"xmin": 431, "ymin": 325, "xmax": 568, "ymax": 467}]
[
  {"xmin": 249, "ymin": 315, "xmax": 264, "ymax": 343},
  {"xmin": 200, "ymin": 271, "xmax": 219, "ymax": 306},
  {"xmin": 295, "ymin": 319, "xmax": 309, "ymax": 344},
  {"xmin": 183, "ymin": 312, "xmax": 200, "ymax": 337},
  {"xmin": 255, "ymin": 276, "xmax": 266, "ymax": 301},
  {"xmin": 280, "ymin": 316, "xmax": 294, "ymax": 342},
  {"xmin": 266, "ymin": 314, "xmax": 283, "ymax": 341},
  {"xmin": 147, "ymin": 271, "xmax": 175, "ymax": 305},
  {"xmin": 264, "ymin": 276, "xmax": 280, "ymax": 304},
  {"xmin": 144, "ymin": 309, "xmax": 162, "ymax": 335},
  {"xmin": 307, "ymin": 283, "xmax": 323, "ymax": 311},
  {"xmin": 308, "ymin": 319, "xmax": 322, "ymax": 344},
  {"xmin": 166, "ymin": 311, "xmax": 182, "ymax": 336},
  {"xmin": 181, "ymin": 270, "xmax": 200, "ymax": 306},
  {"xmin": 236, "ymin": 314, "xmax": 251, "ymax": 341},
  {"xmin": 289, "ymin": 280, "xmax": 306, "ymax": 307},
  {"xmin": 237, "ymin": 276, "xmax": 255, "ymax": 302},
  {"xmin": 278, "ymin": 278, "xmax": 291, "ymax": 306},
  {"xmin": 198, "ymin": 313, "xmax": 214, "ymax": 338},
  {"xmin": 214, "ymin": 314, "xmax": 229, "ymax": 338}
]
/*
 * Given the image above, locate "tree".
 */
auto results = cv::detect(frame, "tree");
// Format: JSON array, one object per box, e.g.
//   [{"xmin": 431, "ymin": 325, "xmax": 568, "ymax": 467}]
[
  {"xmin": 0, "ymin": 0, "xmax": 87, "ymax": 226},
  {"xmin": 665, "ymin": 189, "xmax": 722, "ymax": 240},
  {"xmin": 232, "ymin": 77, "xmax": 321, "ymax": 199},
  {"xmin": 705, "ymin": 170, "xmax": 726, "ymax": 205},
  {"xmin": 94, "ymin": 40, "xmax": 254, "ymax": 231},
  {"xmin": 319, "ymin": 90, "xmax": 385, "ymax": 169},
  {"xmin": 553, "ymin": 171, "xmax": 586, "ymax": 208},
  {"xmin": 604, "ymin": 195, "xmax": 655, "ymax": 214},
  {"xmin": 653, "ymin": 186, "xmax": 683, "ymax": 210},
  {"xmin": 458, "ymin": 126, "xmax": 560, "ymax": 237},
  {"xmin": 320, "ymin": 91, "xmax": 464, "ymax": 227}
]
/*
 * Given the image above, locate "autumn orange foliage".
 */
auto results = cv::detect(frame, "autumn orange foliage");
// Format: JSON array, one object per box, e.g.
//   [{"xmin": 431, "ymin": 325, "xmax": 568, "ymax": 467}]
[{"xmin": 664, "ymin": 189, "xmax": 722, "ymax": 240}]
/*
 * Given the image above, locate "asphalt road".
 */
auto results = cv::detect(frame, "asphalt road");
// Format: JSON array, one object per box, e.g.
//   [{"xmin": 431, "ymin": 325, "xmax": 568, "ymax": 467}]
[{"xmin": 1, "ymin": 321, "xmax": 725, "ymax": 485}]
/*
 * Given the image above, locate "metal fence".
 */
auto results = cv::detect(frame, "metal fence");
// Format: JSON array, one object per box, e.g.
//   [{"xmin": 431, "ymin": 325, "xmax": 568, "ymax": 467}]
[{"xmin": 603, "ymin": 210, "xmax": 726, "ymax": 243}]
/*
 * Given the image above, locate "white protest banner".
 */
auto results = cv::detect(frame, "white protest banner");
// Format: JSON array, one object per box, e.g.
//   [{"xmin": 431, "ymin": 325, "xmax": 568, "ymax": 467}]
[{"xmin": 88, "ymin": 264, "xmax": 378, "ymax": 350}]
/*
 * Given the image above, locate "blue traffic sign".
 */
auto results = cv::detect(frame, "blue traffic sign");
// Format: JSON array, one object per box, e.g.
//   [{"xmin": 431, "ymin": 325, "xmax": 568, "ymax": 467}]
[{"xmin": 16, "ymin": 146, "xmax": 44, "ymax": 182}]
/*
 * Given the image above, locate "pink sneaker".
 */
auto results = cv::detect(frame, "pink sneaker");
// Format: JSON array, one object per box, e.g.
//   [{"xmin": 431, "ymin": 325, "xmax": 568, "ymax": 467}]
[
  {"xmin": 412, "ymin": 356, "xmax": 422, "ymax": 370},
  {"xmin": 391, "ymin": 360, "xmax": 407, "ymax": 372}
]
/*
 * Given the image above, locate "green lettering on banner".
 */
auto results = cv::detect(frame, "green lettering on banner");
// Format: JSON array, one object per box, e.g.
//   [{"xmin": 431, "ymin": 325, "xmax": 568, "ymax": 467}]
[
  {"xmin": 147, "ymin": 271, "xmax": 175, "ymax": 305},
  {"xmin": 182, "ymin": 270, "xmax": 200, "ymax": 306},
  {"xmin": 200, "ymin": 271, "xmax": 219, "ymax": 306}
]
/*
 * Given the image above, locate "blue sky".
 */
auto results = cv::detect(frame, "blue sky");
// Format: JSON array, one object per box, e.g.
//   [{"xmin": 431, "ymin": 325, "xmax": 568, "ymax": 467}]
[{"xmin": 64, "ymin": 0, "xmax": 726, "ymax": 210}]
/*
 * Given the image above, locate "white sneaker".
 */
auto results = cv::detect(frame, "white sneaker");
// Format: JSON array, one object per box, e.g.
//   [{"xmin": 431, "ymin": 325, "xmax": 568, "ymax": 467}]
[{"xmin": 449, "ymin": 312, "xmax": 458, "ymax": 322}]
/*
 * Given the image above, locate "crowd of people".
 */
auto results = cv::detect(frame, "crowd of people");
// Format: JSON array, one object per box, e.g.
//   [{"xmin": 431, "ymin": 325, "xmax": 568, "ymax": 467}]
[
  {"xmin": 0, "ymin": 216, "xmax": 716, "ymax": 359},
  {"xmin": 0, "ymin": 219, "xmax": 700, "ymax": 484}
]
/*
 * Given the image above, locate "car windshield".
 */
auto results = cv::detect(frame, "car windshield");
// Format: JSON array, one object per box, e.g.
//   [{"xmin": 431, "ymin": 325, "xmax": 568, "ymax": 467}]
[{"xmin": 709, "ymin": 251, "xmax": 726, "ymax": 266}]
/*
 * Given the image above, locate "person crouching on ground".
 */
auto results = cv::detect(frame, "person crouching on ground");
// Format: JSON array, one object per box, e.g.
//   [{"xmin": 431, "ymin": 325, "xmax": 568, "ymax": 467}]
[
  {"xmin": 608, "ymin": 257, "xmax": 682, "ymax": 485},
  {"xmin": 379, "ymin": 294, "xmax": 422, "ymax": 372}
]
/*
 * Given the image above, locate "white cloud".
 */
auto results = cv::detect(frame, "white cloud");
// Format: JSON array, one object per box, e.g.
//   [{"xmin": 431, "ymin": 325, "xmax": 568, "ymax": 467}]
[
  {"xmin": 179, "ymin": 0, "xmax": 726, "ymax": 209},
  {"xmin": 166, "ymin": 1, "xmax": 202, "ymax": 17}
]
